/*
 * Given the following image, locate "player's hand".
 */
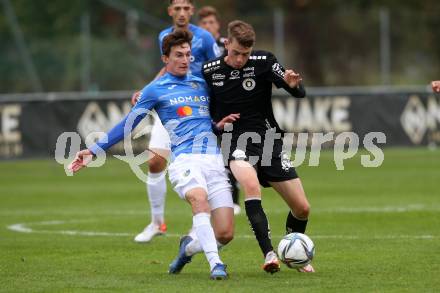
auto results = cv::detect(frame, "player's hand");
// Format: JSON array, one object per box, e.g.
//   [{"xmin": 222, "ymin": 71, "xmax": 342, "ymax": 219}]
[
  {"xmin": 68, "ymin": 149, "xmax": 94, "ymax": 173},
  {"xmin": 432, "ymin": 80, "xmax": 440, "ymax": 93},
  {"xmin": 284, "ymin": 70, "xmax": 302, "ymax": 88},
  {"xmin": 216, "ymin": 113, "xmax": 240, "ymax": 130},
  {"xmin": 131, "ymin": 91, "xmax": 141, "ymax": 106}
]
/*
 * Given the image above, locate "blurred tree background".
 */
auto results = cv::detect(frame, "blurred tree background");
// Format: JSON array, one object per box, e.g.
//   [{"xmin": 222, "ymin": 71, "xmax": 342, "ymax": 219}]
[{"xmin": 0, "ymin": 0, "xmax": 439, "ymax": 93}]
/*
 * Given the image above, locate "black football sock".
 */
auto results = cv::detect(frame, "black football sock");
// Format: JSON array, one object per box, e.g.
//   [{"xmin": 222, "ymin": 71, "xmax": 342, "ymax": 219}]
[
  {"xmin": 286, "ymin": 211, "xmax": 308, "ymax": 234},
  {"xmin": 245, "ymin": 198, "xmax": 273, "ymax": 256}
]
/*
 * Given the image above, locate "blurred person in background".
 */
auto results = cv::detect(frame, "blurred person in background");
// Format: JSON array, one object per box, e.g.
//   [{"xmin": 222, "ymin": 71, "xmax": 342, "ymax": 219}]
[
  {"xmin": 432, "ymin": 80, "xmax": 440, "ymax": 92},
  {"xmin": 197, "ymin": 6, "xmax": 227, "ymax": 56}
]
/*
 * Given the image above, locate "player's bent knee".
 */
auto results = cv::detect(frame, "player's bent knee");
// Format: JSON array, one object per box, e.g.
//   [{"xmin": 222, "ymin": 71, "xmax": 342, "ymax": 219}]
[
  {"xmin": 186, "ymin": 191, "xmax": 210, "ymax": 213},
  {"xmin": 148, "ymin": 155, "xmax": 167, "ymax": 173},
  {"xmin": 241, "ymin": 180, "xmax": 260, "ymax": 196},
  {"xmin": 216, "ymin": 230, "xmax": 234, "ymax": 245},
  {"xmin": 294, "ymin": 202, "xmax": 310, "ymax": 219}
]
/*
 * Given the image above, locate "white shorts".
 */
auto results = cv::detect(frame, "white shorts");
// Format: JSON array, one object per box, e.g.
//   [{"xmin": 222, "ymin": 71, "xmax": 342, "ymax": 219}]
[
  {"xmin": 168, "ymin": 154, "xmax": 234, "ymax": 210},
  {"xmin": 148, "ymin": 112, "xmax": 171, "ymax": 151}
]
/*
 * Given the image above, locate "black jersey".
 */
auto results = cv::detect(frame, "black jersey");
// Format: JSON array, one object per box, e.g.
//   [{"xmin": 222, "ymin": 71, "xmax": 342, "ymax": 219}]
[{"xmin": 203, "ymin": 50, "xmax": 305, "ymax": 135}]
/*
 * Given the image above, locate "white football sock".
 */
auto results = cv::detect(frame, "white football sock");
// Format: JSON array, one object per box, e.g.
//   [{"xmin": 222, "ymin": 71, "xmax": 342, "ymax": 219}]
[
  {"xmin": 185, "ymin": 238, "xmax": 224, "ymax": 257},
  {"xmin": 147, "ymin": 171, "xmax": 167, "ymax": 225},
  {"xmin": 193, "ymin": 213, "xmax": 222, "ymax": 271},
  {"xmin": 185, "ymin": 238, "xmax": 201, "ymax": 256},
  {"xmin": 188, "ymin": 226, "xmax": 197, "ymax": 239}
]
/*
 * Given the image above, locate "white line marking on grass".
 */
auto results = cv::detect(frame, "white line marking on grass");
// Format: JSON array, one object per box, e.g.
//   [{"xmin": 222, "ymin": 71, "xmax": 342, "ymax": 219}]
[
  {"xmin": 6, "ymin": 220, "xmax": 437, "ymax": 240},
  {"xmin": 1, "ymin": 204, "xmax": 439, "ymax": 216},
  {"xmin": 8, "ymin": 223, "xmax": 33, "ymax": 233},
  {"xmin": 317, "ymin": 204, "xmax": 436, "ymax": 213}
]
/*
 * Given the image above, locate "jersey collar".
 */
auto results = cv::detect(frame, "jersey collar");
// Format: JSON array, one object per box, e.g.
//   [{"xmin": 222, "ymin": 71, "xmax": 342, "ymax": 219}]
[{"xmin": 164, "ymin": 72, "xmax": 189, "ymax": 81}]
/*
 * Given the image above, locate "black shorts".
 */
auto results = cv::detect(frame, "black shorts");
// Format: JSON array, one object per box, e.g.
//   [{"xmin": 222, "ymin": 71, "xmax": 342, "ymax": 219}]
[{"xmin": 225, "ymin": 134, "xmax": 299, "ymax": 188}]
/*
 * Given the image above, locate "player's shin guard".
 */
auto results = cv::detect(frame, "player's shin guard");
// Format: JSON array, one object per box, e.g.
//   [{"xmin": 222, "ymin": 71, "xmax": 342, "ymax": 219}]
[
  {"xmin": 193, "ymin": 213, "xmax": 222, "ymax": 270},
  {"xmin": 147, "ymin": 171, "xmax": 167, "ymax": 225},
  {"xmin": 286, "ymin": 211, "xmax": 308, "ymax": 234},
  {"xmin": 244, "ymin": 198, "xmax": 273, "ymax": 256}
]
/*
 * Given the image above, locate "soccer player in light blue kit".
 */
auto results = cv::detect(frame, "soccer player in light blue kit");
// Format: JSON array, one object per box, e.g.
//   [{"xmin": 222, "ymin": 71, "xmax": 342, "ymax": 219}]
[
  {"xmin": 69, "ymin": 30, "xmax": 236, "ymax": 280},
  {"xmin": 159, "ymin": 3, "xmax": 220, "ymax": 78},
  {"xmin": 133, "ymin": 0, "xmax": 221, "ymax": 243}
]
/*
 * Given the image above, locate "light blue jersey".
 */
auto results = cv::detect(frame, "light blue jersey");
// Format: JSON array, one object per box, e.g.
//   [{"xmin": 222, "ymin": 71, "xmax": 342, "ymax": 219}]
[
  {"xmin": 159, "ymin": 24, "xmax": 220, "ymax": 78},
  {"xmin": 89, "ymin": 73, "xmax": 219, "ymax": 160}
]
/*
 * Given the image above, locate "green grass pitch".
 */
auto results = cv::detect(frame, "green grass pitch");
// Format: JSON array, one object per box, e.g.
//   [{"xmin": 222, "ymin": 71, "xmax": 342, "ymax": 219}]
[{"xmin": 1, "ymin": 148, "xmax": 439, "ymax": 292}]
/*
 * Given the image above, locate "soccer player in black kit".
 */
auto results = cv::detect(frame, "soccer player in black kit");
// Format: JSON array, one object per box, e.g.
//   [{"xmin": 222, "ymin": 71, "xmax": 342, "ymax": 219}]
[{"xmin": 203, "ymin": 20, "xmax": 314, "ymax": 274}]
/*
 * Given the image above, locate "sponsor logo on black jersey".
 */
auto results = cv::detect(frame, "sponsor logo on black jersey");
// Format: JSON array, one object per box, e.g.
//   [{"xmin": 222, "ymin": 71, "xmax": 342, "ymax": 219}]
[
  {"xmin": 212, "ymin": 73, "xmax": 226, "ymax": 80},
  {"xmin": 213, "ymin": 81, "xmax": 224, "ymax": 87},
  {"xmin": 243, "ymin": 72, "xmax": 255, "ymax": 78},
  {"xmin": 272, "ymin": 63, "xmax": 285, "ymax": 78},
  {"xmin": 243, "ymin": 66, "xmax": 255, "ymax": 77},
  {"xmin": 230, "ymin": 70, "xmax": 240, "ymax": 80},
  {"xmin": 204, "ymin": 66, "xmax": 220, "ymax": 73},
  {"xmin": 242, "ymin": 78, "xmax": 256, "ymax": 91}
]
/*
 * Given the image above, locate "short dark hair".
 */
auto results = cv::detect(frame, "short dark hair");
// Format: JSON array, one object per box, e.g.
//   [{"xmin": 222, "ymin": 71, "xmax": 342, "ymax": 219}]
[
  {"xmin": 227, "ymin": 20, "xmax": 256, "ymax": 48},
  {"xmin": 161, "ymin": 29, "xmax": 193, "ymax": 56},
  {"xmin": 169, "ymin": 0, "xmax": 193, "ymax": 5},
  {"xmin": 197, "ymin": 6, "xmax": 219, "ymax": 22}
]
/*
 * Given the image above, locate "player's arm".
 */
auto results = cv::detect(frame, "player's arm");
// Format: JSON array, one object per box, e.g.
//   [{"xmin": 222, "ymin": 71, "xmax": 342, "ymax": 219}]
[
  {"xmin": 68, "ymin": 112, "xmax": 145, "ymax": 173},
  {"xmin": 69, "ymin": 87, "xmax": 157, "ymax": 173},
  {"xmin": 267, "ymin": 52, "xmax": 306, "ymax": 98},
  {"xmin": 432, "ymin": 80, "xmax": 440, "ymax": 93}
]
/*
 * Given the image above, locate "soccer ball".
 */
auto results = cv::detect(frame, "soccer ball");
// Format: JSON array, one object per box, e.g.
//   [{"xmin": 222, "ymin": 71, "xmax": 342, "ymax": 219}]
[{"xmin": 277, "ymin": 233, "xmax": 315, "ymax": 269}]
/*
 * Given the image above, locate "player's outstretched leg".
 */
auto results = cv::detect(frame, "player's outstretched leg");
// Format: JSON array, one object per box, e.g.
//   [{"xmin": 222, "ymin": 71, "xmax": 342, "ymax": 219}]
[
  {"xmin": 230, "ymin": 161, "xmax": 280, "ymax": 274},
  {"xmin": 169, "ymin": 188, "xmax": 228, "ymax": 279},
  {"xmin": 245, "ymin": 198, "xmax": 280, "ymax": 274},
  {"xmin": 270, "ymin": 178, "xmax": 314, "ymax": 273},
  {"xmin": 170, "ymin": 203, "xmax": 234, "ymax": 274}
]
